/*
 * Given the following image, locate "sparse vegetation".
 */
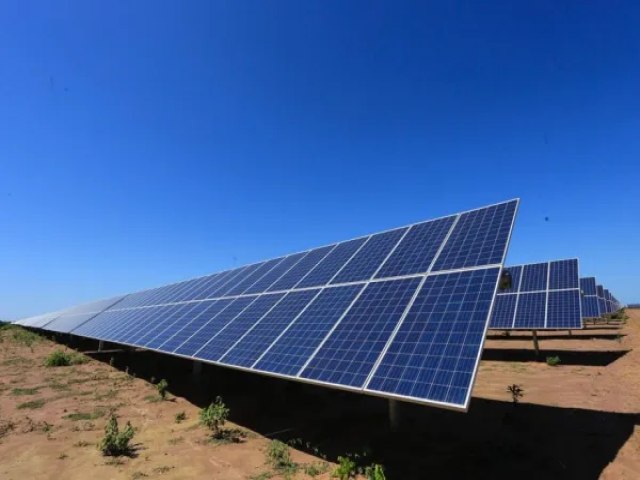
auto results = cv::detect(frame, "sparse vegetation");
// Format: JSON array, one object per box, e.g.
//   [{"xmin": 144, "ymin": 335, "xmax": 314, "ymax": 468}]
[
  {"xmin": 546, "ymin": 355, "xmax": 561, "ymax": 366},
  {"xmin": 64, "ymin": 408, "xmax": 107, "ymax": 421},
  {"xmin": 11, "ymin": 387, "xmax": 40, "ymax": 395},
  {"xmin": 175, "ymin": 411, "xmax": 186, "ymax": 423},
  {"xmin": 333, "ymin": 456, "xmax": 357, "ymax": 480},
  {"xmin": 156, "ymin": 379, "xmax": 169, "ymax": 400},
  {"xmin": 200, "ymin": 396, "xmax": 229, "ymax": 439},
  {"xmin": 98, "ymin": 415, "xmax": 136, "ymax": 457},
  {"xmin": 17, "ymin": 399, "xmax": 46, "ymax": 410},
  {"xmin": 507, "ymin": 384, "xmax": 524, "ymax": 405},
  {"xmin": 304, "ymin": 462, "xmax": 330, "ymax": 477},
  {"xmin": 44, "ymin": 349, "xmax": 87, "ymax": 367},
  {"xmin": 267, "ymin": 440, "xmax": 297, "ymax": 477},
  {"xmin": 364, "ymin": 464, "xmax": 387, "ymax": 480},
  {"xmin": 1, "ymin": 325, "xmax": 42, "ymax": 349}
]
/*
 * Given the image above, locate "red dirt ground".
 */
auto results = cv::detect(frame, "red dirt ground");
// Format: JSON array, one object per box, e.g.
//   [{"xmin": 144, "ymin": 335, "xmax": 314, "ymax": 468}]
[{"xmin": 1, "ymin": 309, "xmax": 639, "ymax": 479}]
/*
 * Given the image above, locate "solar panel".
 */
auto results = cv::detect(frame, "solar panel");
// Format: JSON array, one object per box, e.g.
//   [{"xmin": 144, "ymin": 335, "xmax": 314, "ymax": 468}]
[
  {"xmin": 17, "ymin": 199, "xmax": 518, "ymax": 411},
  {"xmin": 489, "ymin": 258, "xmax": 582, "ymax": 329},
  {"xmin": 580, "ymin": 277, "xmax": 601, "ymax": 318}
]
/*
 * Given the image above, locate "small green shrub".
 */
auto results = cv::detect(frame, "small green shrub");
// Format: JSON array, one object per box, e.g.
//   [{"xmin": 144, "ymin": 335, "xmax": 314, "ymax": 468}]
[
  {"xmin": 64, "ymin": 408, "xmax": 106, "ymax": 421},
  {"xmin": 507, "ymin": 384, "xmax": 524, "ymax": 405},
  {"xmin": 267, "ymin": 440, "xmax": 297, "ymax": 476},
  {"xmin": 44, "ymin": 350, "xmax": 86, "ymax": 367},
  {"xmin": 45, "ymin": 350, "xmax": 72, "ymax": 367},
  {"xmin": 333, "ymin": 456, "xmax": 357, "ymax": 480},
  {"xmin": 17, "ymin": 399, "xmax": 46, "ymax": 410},
  {"xmin": 175, "ymin": 411, "xmax": 186, "ymax": 424},
  {"xmin": 11, "ymin": 387, "xmax": 40, "ymax": 396},
  {"xmin": 200, "ymin": 396, "xmax": 229, "ymax": 438},
  {"xmin": 98, "ymin": 415, "xmax": 135, "ymax": 456},
  {"xmin": 364, "ymin": 464, "xmax": 386, "ymax": 480},
  {"xmin": 304, "ymin": 462, "xmax": 330, "ymax": 477},
  {"xmin": 546, "ymin": 355, "xmax": 561, "ymax": 366},
  {"xmin": 156, "ymin": 379, "xmax": 169, "ymax": 400}
]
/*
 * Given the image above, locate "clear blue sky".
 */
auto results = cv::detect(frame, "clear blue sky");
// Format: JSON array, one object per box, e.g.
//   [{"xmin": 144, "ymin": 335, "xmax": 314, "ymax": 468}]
[{"xmin": 1, "ymin": 1, "xmax": 638, "ymax": 319}]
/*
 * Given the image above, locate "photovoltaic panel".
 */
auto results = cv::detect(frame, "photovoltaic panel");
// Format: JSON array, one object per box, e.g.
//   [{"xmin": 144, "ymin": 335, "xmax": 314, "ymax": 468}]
[
  {"xmin": 195, "ymin": 293, "xmax": 284, "ymax": 361},
  {"xmin": 431, "ymin": 201, "xmax": 517, "ymax": 271},
  {"xmin": 158, "ymin": 299, "xmax": 233, "ymax": 352},
  {"xmin": 513, "ymin": 292, "xmax": 546, "ymax": 329},
  {"xmin": 489, "ymin": 258, "xmax": 582, "ymax": 330},
  {"xmin": 173, "ymin": 296, "xmax": 256, "ymax": 356},
  {"xmin": 267, "ymin": 245, "xmax": 335, "ymax": 291},
  {"xmin": 220, "ymin": 289, "xmax": 320, "ymax": 368},
  {"xmin": 375, "ymin": 216, "xmax": 456, "ymax": 278},
  {"xmin": 295, "ymin": 238, "xmax": 368, "ymax": 288},
  {"xmin": 520, "ymin": 263, "xmax": 548, "ymax": 292},
  {"xmin": 581, "ymin": 296, "xmax": 600, "ymax": 318},
  {"xmin": 254, "ymin": 284, "xmax": 364, "ymax": 376},
  {"xmin": 488, "ymin": 294, "xmax": 518, "ymax": 329},
  {"xmin": 332, "ymin": 228, "xmax": 408, "ymax": 284},
  {"xmin": 19, "ymin": 199, "xmax": 519, "ymax": 411},
  {"xmin": 547, "ymin": 290, "xmax": 582, "ymax": 329},
  {"xmin": 365, "ymin": 268, "xmax": 500, "ymax": 406},
  {"xmin": 580, "ymin": 277, "xmax": 600, "ymax": 318},
  {"xmin": 300, "ymin": 277, "xmax": 422, "ymax": 388}
]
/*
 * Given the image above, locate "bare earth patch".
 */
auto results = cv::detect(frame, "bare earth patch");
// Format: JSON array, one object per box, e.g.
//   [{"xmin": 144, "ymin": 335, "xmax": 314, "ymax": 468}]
[{"xmin": 1, "ymin": 310, "xmax": 639, "ymax": 479}]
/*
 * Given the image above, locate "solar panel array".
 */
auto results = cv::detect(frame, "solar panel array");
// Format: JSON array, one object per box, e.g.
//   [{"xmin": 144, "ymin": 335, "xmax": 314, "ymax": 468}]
[
  {"xmin": 14, "ymin": 199, "xmax": 519, "ymax": 411},
  {"xmin": 580, "ymin": 277, "xmax": 601, "ymax": 318},
  {"xmin": 488, "ymin": 259, "xmax": 582, "ymax": 330}
]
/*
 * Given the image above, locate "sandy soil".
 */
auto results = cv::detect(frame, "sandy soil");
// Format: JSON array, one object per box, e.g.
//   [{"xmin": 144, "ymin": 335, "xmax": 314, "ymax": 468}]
[{"xmin": 1, "ymin": 309, "xmax": 639, "ymax": 479}]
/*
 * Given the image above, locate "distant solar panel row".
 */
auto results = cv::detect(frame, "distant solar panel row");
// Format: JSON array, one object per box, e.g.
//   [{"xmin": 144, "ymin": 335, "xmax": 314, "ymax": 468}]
[
  {"xmin": 580, "ymin": 277, "xmax": 601, "ymax": 318},
  {"xmin": 489, "ymin": 259, "xmax": 582, "ymax": 330},
  {"xmin": 15, "ymin": 200, "xmax": 519, "ymax": 411}
]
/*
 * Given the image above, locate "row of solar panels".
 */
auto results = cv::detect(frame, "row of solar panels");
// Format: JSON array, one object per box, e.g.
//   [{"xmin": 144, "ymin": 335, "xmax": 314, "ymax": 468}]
[
  {"xmin": 14, "ymin": 200, "xmax": 519, "ymax": 411},
  {"xmin": 488, "ymin": 258, "xmax": 622, "ymax": 330}
]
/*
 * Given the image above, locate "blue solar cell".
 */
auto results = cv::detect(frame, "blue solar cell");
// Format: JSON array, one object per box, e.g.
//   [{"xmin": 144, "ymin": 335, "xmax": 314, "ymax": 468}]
[
  {"xmin": 547, "ymin": 290, "xmax": 582, "ymax": 328},
  {"xmin": 213, "ymin": 262, "xmax": 269, "ymax": 297},
  {"xmin": 549, "ymin": 259, "xmax": 579, "ymax": 290},
  {"xmin": 432, "ymin": 200, "xmax": 517, "ymax": 271},
  {"xmin": 581, "ymin": 295, "xmax": 600, "ymax": 318},
  {"xmin": 88, "ymin": 308, "xmax": 141, "ymax": 340},
  {"xmin": 110, "ymin": 307, "xmax": 161, "ymax": 343},
  {"xmin": 242, "ymin": 252, "xmax": 308, "ymax": 295},
  {"xmin": 366, "ymin": 268, "xmax": 500, "ymax": 406},
  {"xmin": 580, "ymin": 277, "xmax": 597, "ymax": 296},
  {"xmin": 295, "ymin": 238, "xmax": 367, "ymax": 289},
  {"xmin": 221, "ymin": 290, "xmax": 319, "ymax": 368},
  {"xmin": 180, "ymin": 273, "xmax": 227, "ymax": 301},
  {"xmin": 254, "ymin": 284, "xmax": 364, "ymax": 376},
  {"xmin": 375, "ymin": 217, "xmax": 455, "ymax": 278},
  {"xmin": 489, "ymin": 294, "xmax": 517, "ymax": 328},
  {"xmin": 128, "ymin": 304, "xmax": 193, "ymax": 346},
  {"xmin": 195, "ymin": 293, "xmax": 284, "ymax": 361},
  {"xmin": 520, "ymin": 263, "xmax": 548, "ymax": 292},
  {"xmin": 223, "ymin": 259, "xmax": 285, "ymax": 297},
  {"xmin": 499, "ymin": 266, "xmax": 522, "ymax": 294},
  {"xmin": 164, "ymin": 278, "xmax": 209, "ymax": 304},
  {"xmin": 300, "ymin": 277, "xmax": 421, "ymax": 388},
  {"xmin": 190, "ymin": 270, "xmax": 238, "ymax": 300},
  {"xmin": 159, "ymin": 299, "xmax": 232, "ymax": 352},
  {"xmin": 597, "ymin": 285, "xmax": 605, "ymax": 298},
  {"xmin": 174, "ymin": 296, "xmax": 255, "ymax": 356},
  {"xmin": 267, "ymin": 245, "xmax": 335, "ymax": 292},
  {"xmin": 332, "ymin": 228, "xmax": 407, "ymax": 284},
  {"xmin": 145, "ymin": 301, "xmax": 218, "ymax": 350},
  {"xmin": 513, "ymin": 292, "xmax": 546, "ymax": 329}
]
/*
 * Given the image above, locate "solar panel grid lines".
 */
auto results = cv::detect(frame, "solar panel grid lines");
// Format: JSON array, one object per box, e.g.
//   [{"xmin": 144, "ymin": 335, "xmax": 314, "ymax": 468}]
[
  {"xmin": 365, "ymin": 267, "xmax": 501, "ymax": 408},
  {"xmin": 220, "ymin": 289, "xmax": 321, "ymax": 368},
  {"xmin": 543, "ymin": 260, "xmax": 551, "ymax": 328},
  {"xmin": 331, "ymin": 227, "xmax": 409, "ymax": 285},
  {"xmin": 173, "ymin": 296, "xmax": 258, "ymax": 357},
  {"xmin": 20, "ymin": 198, "xmax": 519, "ymax": 410},
  {"xmin": 510, "ymin": 262, "xmax": 526, "ymax": 328},
  {"xmin": 252, "ymin": 284, "xmax": 365, "ymax": 376},
  {"xmin": 193, "ymin": 293, "xmax": 285, "ymax": 362},
  {"xmin": 300, "ymin": 277, "xmax": 423, "ymax": 388},
  {"xmin": 489, "ymin": 258, "xmax": 582, "ymax": 330},
  {"xmin": 360, "ymin": 212, "xmax": 462, "ymax": 389}
]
